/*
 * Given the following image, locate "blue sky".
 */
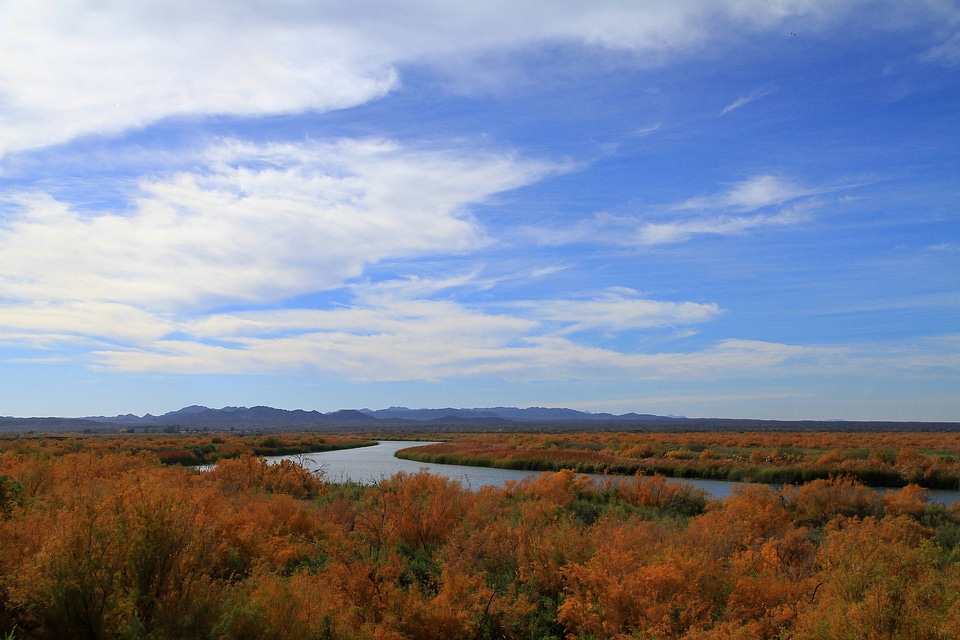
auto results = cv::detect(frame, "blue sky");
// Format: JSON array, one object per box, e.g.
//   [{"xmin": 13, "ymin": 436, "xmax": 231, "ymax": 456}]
[{"xmin": 0, "ymin": 1, "xmax": 958, "ymax": 420}]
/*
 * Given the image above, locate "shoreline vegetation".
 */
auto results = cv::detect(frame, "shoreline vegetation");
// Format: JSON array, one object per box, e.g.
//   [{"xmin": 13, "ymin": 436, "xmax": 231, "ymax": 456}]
[
  {"xmin": 0, "ymin": 433, "xmax": 377, "ymax": 468},
  {"xmin": 395, "ymin": 431, "xmax": 960, "ymax": 491},
  {"xmin": 3, "ymin": 432, "xmax": 960, "ymax": 638}
]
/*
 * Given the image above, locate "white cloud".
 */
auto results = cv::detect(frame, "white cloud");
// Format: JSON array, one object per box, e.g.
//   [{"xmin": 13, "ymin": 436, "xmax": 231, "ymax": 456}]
[
  {"xmin": 0, "ymin": 0, "xmax": 925, "ymax": 156},
  {"xmin": 17, "ymin": 272, "xmax": 722, "ymax": 378},
  {"xmin": 174, "ymin": 282, "xmax": 721, "ymax": 347},
  {"xmin": 0, "ymin": 2, "xmax": 397, "ymax": 155},
  {"xmin": 635, "ymin": 206, "xmax": 809, "ymax": 245},
  {"xmin": 0, "ymin": 262, "xmax": 951, "ymax": 386},
  {"xmin": 922, "ymin": 32, "xmax": 960, "ymax": 66},
  {"xmin": 675, "ymin": 175, "xmax": 815, "ymax": 211},
  {"xmin": 88, "ymin": 312, "xmax": 781, "ymax": 380},
  {"xmin": 88, "ymin": 308, "xmax": 960, "ymax": 383},
  {"xmin": 522, "ymin": 175, "xmax": 820, "ymax": 247},
  {"xmin": 513, "ymin": 289, "xmax": 723, "ymax": 333},
  {"xmin": 634, "ymin": 123, "xmax": 662, "ymax": 137},
  {"xmin": 0, "ymin": 301, "xmax": 172, "ymax": 346},
  {"xmin": 719, "ymin": 89, "xmax": 772, "ymax": 115},
  {"xmin": 0, "ymin": 138, "xmax": 555, "ymax": 311},
  {"xmin": 628, "ymin": 174, "xmax": 858, "ymax": 244},
  {"xmin": 47, "ymin": 265, "xmax": 953, "ymax": 383}
]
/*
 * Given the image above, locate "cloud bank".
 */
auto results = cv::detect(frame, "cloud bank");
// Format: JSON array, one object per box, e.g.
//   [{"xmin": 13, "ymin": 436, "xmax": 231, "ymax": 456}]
[
  {"xmin": 0, "ymin": 137, "xmax": 741, "ymax": 380},
  {"xmin": 0, "ymin": 0, "xmax": 932, "ymax": 156},
  {"xmin": 0, "ymin": 139, "xmax": 555, "ymax": 310}
]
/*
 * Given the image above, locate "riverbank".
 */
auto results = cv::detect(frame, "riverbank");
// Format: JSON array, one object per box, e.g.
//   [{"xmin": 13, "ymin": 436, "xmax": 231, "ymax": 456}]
[{"xmin": 394, "ymin": 431, "xmax": 960, "ymax": 491}]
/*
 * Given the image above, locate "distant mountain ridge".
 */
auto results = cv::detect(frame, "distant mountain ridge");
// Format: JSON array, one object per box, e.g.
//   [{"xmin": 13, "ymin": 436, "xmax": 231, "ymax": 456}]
[
  {"xmin": 0, "ymin": 405, "xmax": 665, "ymax": 432},
  {"xmin": 86, "ymin": 405, "xmax": 377, "ymax": 429},
  {"xmin": 83, "ymin": 405, "xmax": 659, "ymax": 428},
  {"xmin": 2, "ymin": 405, "xmax": 958, "ymax": 434},
  {"xmin": 357, "ymin": 406, "xmax": 662, "ymax": 422}
]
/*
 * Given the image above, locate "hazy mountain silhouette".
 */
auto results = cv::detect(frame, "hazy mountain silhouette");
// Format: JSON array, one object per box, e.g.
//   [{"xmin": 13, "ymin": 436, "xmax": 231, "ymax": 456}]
[{"xmin": 1, "ymin": 405, "xmax": 957, "ymax": 433}]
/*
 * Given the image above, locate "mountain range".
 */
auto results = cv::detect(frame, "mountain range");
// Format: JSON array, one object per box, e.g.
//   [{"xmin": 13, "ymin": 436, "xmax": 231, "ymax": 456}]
[
  {"xmin": 80, "ymin": 405, "xmax": 666, "ymax": 429},
  {"xmin": 2, "ymin": 405, "xmax": 958, "ymax": 434},
  {"xmin": 0, "ymin": 404, "xmax": 664, "ymax": 433}
]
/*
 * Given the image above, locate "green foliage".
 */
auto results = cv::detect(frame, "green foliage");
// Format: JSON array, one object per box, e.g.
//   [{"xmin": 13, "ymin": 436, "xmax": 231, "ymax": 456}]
[
  {"xmin": 0, "ymin": 475, "xmax": 24, "ymax": 517},
  {"xmin": 397, "ymin": 543, "xmax": 441, "ymax": 593}
]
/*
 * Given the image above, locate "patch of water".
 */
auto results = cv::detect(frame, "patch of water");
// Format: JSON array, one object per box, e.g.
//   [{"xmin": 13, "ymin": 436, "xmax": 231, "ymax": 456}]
[{"xmin": 267, "ymin": 440, "xmax": 960, "ymax": 505}]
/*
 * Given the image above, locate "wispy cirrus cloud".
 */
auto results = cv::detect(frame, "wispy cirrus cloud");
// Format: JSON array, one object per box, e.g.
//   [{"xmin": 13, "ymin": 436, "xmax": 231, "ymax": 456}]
[
  {"xmin": 87, "ymin": 302, "xmax": 960, "ymax": 383},
  {"xmin": 719, "ymin": 88, "xmax": 773, "ymax": 115},
  {"xmin": 635, "ymin": 205, "xmax": 811, "ymax": 245},
  {"xmin": 2, "ymin": 265, "xmax": 954, "ymax": 391},
  {"xmin": 90, "ymin": 333, "xmax": 801, "ymax": 381},
  {"xmin": 512, "ymin": 289, "xmax": 722, "ymax": 334},
  {"xmin": 522, "ymin": 174, "xmax": 824, "ymax": 247},
  {"xmin": 634, "ymin": 123, "xmax": 662, "ymax": 137},
  {"xmin": 673, "ymin": 174, "xmax": 815, "ymax": 211},
  {"xmin": 80, "ymin": 290, "xmax": 774, "ymax": 380},
  {"xmin": 633, "ymin": 174, "xmax": 858, "ymax": 245},
  {"xmin": 921, "ymin": 32, "xmax": 960, "ymax": 67},
  {"xmin": 0, "ymin": 252, "xmax": 939, "ymax": 386}
]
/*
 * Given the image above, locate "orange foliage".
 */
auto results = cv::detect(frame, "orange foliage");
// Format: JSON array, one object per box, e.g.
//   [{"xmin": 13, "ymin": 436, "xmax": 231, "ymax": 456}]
[
  {"xmin": 793, "ymin": 516, "xmax": 953, "ymax": 639},
  {"xmin": 883, "ymin": 483, "xmax": 930, "ymax": 518},
  {"xmin": 513, "ymin": 468, "xmax": 591, "ymax": 508},
  {"xmin": 788, "ymin": 476, "xmax": 880, "ymax": 526},
  {"xmin": 2, "ymin": 437, "xmax": 960, "ymax": 639},
  {"xmin": 400, "ymin": 430, "xmax": 960, "ymax": 490},
  {"xmin": 617, "ymin": 473, "xmax": 708, "ymax": 512}
]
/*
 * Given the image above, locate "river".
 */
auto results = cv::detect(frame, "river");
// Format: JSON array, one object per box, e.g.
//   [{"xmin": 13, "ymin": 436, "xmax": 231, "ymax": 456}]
[{"xmin": 268, "ymin": 440, "xmax": 960, "ymax": 505}]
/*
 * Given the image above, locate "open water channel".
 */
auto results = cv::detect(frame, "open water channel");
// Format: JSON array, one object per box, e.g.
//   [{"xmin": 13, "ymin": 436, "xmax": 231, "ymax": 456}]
[{"xmin": 267, "ymin": 440, "xmax": 960, "ymax": 505}]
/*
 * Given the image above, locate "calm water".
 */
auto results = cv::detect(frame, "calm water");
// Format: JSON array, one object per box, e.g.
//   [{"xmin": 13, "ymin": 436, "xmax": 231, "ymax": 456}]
[
  {"xmin": 268, "ymin": 440, "xmax": 960, "ymax": 505},
  {"xmin": 268, "ymin": 441, "xmax": 535, "ymax": 490}
]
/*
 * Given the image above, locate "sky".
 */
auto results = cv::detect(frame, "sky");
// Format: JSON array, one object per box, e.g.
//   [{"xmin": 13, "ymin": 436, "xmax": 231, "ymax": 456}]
[{"xmin": 0, "ymin": 1, "xmax": 958, "ymax": 420}]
